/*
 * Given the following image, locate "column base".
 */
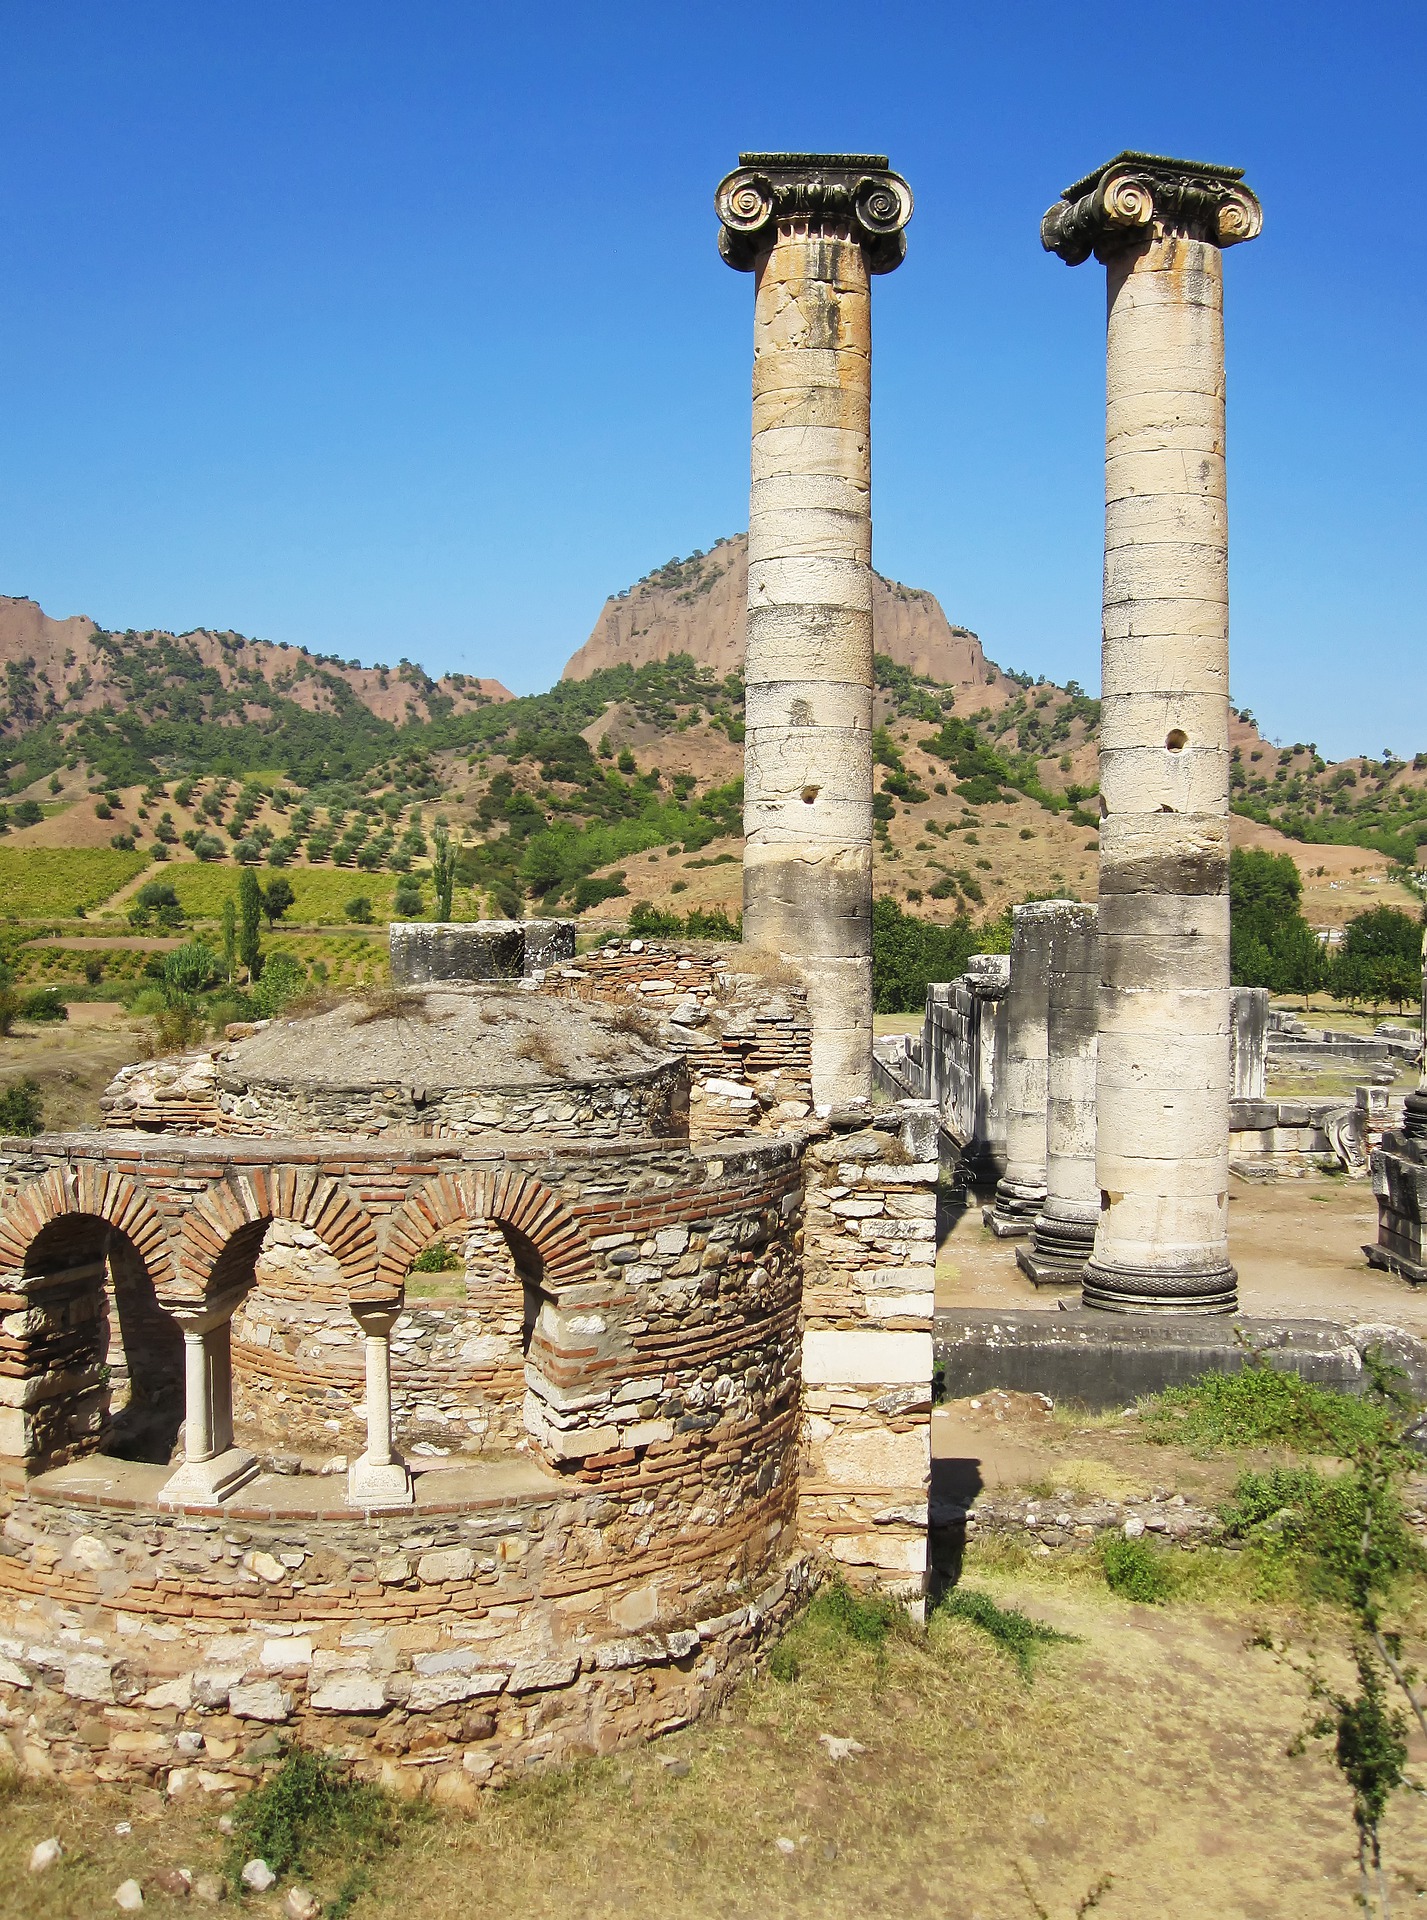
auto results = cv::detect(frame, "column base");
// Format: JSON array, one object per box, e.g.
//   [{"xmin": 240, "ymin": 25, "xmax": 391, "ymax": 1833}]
[
  {"xmin": 347, "ymin": 1454, "xmax": 414, "ymax": 1509},
  {"xmin": 1081, "ymin": 1260, "xmax": 1238, "ymax": 1315},
  {"xmin": 157, "ymin": 1448, "xmax": 259, "ymax": 1508},
  {"xmin": 983, "ymin": 1180, "xmax": 1044, "ymax": 1239},
  {"xmin": 1020, "ymin": 1203, "xmax": 1098, "ymax": 1285},
  {"xmin": 1016, "ymin": 1245, "xmax": 1087, "ymax": 1288}
]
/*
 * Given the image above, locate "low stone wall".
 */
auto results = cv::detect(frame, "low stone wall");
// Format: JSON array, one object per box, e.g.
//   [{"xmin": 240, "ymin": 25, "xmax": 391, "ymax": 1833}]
[
  {"xmin": 0, "ymin": 1473, "xmax": 808, "ymax": 1795},
  {"xmin": 214, "ymin": 1056, "xmax": 689, "ymax": 1145},
  {"xmin": 935, "ymin": 1307, "xmax": 1427, "ymax": 1408}
]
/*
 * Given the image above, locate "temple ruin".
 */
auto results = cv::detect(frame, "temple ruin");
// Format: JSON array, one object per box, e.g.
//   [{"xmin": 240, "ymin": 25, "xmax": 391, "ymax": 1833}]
[{"xmin": 5, "ymin": 140, "xmax": 1424, "ymax": 1814}]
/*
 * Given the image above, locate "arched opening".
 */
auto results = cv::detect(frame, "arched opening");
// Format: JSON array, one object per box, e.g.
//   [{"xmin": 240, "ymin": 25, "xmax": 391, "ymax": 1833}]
[
  {"xmin": 18, "ymin": 1217, "xmax": 182, "ymax": 1471},
  {"xmin": 396, "ymin": 1216, "xmax": 547, "ymax": 1460},
  {"xmin": 230, "ymin": 1217, "xmax": 364, "ymax": 1457}
]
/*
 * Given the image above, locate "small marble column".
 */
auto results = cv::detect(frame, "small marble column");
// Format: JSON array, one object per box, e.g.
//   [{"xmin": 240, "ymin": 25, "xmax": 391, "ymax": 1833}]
[
  {"xmin": 157, "ymin": 1290, "xmax": 258, "ymax": 1505},
  {"xmin": 348, "ymin": 1304, "xmax": 413, "ymax": 1508},
  {"xmin": 1042, "ymin": 152, "xmax": 1262, "ymax": 1312},
  {"xmin": 1019, "ymin": 904, "xmax": 1099, "ymax": 1285},
  {"xmin": 717, "ymin": 152, "xmax": 913, "ymax": 1110},
  {"xmin": 984, "ymin": 903, "xmax": 1063, "ymax": 1236}
]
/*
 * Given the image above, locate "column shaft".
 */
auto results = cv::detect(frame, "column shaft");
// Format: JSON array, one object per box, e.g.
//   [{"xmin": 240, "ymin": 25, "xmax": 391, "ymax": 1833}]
[
  {"xmin": 1088, "ymin": 231, "xmax": 1235, "ymax": 1310},
  {"xmin": 1019, "ymin": 904, "xmax": 1099, "ymax": 1285},
  {"xmin": 364, "ymin": 1329, "xmax": 393, "ymax": 1468},
  {"xmin": 985, "ymin": 904, "xmax": 1060, "ymax": 1236},
  {"xmin": 182, "ymin": 1328, "xmax": 214, "ymax": 1462},
  {"xmin": 744, "ymin": 227, "xmax": 874, "ymax": 1106},
  {"xmin": 348, "ymin": 1305, "xmax": 412, "ymax": 1507}
]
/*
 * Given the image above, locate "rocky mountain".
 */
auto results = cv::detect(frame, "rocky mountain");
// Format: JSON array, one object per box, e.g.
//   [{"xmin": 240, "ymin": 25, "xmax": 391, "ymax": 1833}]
[{"xmin": 562, "ymin": 533, "xmax": 1005, "ymax": 692}]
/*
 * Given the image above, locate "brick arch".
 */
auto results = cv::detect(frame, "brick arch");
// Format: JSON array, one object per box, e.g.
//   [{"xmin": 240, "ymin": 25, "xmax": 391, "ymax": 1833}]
[
  {"xmin": 377, "ymin": 1168, "xmax": 594, "ymax": 1297},
  {"xmin": 0, "ymin": 1163, "xmax": 176, "ymax": 1292},
  {"xmin": 175, "ymin": 1166, "xmax": 379, "ymax": 1302}
]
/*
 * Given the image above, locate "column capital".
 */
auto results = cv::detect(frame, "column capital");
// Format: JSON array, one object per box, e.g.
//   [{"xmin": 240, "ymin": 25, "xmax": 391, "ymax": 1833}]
[
  {"xmin": 1041, "ymin": 151, "xmax": 1262, "ymax": 266},
  {"xmin": 716, "ymin": 152, "xmax": 912, "ymax": 274}
]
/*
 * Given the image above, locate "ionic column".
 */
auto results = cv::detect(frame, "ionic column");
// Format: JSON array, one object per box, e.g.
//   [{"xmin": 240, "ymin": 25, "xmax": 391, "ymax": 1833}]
[
  {"xmin": 1042, "ymin": 153, "xmax": 1261, "ymax": 1313},
  {"xmin": 157, "ymin": 1289, "xmax": 258, "ymax": 1505},
  {"xmin": 716, "ymin": 152, "xmax": 913, "ymax": 1109},
  {"xmin": 1018, "ymin": 904, "xmax": 1099, "ymax": 1285},
  {"xmin": 348, "ymin": 1304, "xmax": 413, "ymax": 1508},
  {"xmin": 984, "ymin": 903, "xmax": 1061, "ymax": 1236}
]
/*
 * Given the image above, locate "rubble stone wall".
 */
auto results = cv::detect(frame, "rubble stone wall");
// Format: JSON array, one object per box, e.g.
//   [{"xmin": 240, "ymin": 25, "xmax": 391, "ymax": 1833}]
[{"xmin": 797, "ymin": 1103, "xmax": 936, "ymax": 1593}]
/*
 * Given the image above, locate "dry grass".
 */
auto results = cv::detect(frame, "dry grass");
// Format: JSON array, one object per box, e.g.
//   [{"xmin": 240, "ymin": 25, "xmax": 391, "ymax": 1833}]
[
  {"xmin": 351, "ymin": 989, "xmax": 435, "ymax": 1026},
  {"xmin": 513, "ymin": 1029, "xmax": 564, "ymax": 1074}
]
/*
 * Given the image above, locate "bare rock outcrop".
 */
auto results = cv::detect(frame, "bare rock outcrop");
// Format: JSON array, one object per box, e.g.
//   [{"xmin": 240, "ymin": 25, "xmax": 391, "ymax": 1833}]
[{"xmin": 562, "ymin": 533, "xmax": 1004, "ymax": 692}]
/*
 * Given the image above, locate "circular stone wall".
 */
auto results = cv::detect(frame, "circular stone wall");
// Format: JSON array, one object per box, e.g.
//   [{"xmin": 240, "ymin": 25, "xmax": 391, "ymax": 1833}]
[{"xmin": 215, "ymin": 987, "xmax": 688, "ymax": 1143}]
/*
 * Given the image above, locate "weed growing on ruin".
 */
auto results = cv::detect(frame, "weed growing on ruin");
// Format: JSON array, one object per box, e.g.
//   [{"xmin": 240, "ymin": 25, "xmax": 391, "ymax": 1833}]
[
  {"xmin": 1098, "ymin": 1536, "xmax": 1176, "ymax": 1605},
  {"xmin": 936, "ymin": 1586, "xmax": 1078, "ymax": 1679},
  {"xmin": 766, "ymin": 1579, "xmax": 906, "ymax": 1681},
  {"xmin": 227, "ymin": 1750, "xmax": 403, "ymax": 1895},
  {"xmin": 1140, "ymin": 1357, "xmax": 1396, "ymax": 1456},
  {"xmin": 411, "ymin": 1240, "xmax": 462, "ymax": 1273},
  {"xmin": 1246, "ymin": 1351, "xmax": 1427, "ymax": 1915},
  {"xmin": 352, "ymin": 988, "xmax": 434, "ymax": 1025},
  {"xmin": 1220, "ymin": 1464, "xmax": 1423, "ymax": 1603}
]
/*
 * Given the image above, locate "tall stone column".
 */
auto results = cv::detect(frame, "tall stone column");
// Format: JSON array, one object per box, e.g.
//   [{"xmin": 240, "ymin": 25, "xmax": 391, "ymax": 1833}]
[
  {"xmin": 984, "ymin": 902, "xmax": 1061, "ymax": 1236},
  {"xmin": 348, "ymin": 1304, "xmax": 413, "ymax": 1508},
  {"xmin": 1018, "ymin": 904, "xmax": 1099, "ymax": 1285},
  {"xmin": 157, "ymin": 1290, "xmax": 258, "ymax": 1505},
  {"xmin": 717, "ymin": 153, "xmax": 913, "ymax": 1109},
  {"xmin": 1042, "ymin": 153, "xmax": 1262, "ymax": 1312}
]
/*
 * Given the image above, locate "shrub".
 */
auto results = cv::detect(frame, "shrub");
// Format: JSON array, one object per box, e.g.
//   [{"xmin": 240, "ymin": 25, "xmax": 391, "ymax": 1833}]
[
  {"xmin": 1140, "ymin": 1361, "xmax": 1397, "ymax": 1455},
  {"xmin": 192, "ymin": 833, "xmax": 226, "ymax": 862},
  {"xmin": 250, "ymin": 951, "xmax": 307, "ymax": 1019},
  {"xmin": 1219, "ymin": 1465, "xmax": 1424, "ymax": 1602},
  {"xmin": 20, "ymin": 988, "xmax": 67, "ymax": 1023},
  {"xmin": 163, "ymin": 941, "xmax": 221, "ymax": 998},
  {"xmin": 411, "ymin": 1241, "xmax": 461, "ymax": 1274},
  {"xmin": 345, "ymin": 895, "xmax": 373, "ymax": 924},
  {"xmin": 0, "ymin": 1078, "xmax": 44, "ymax": 1136},
  {"xmin": 392, "ymin": 885, "xmax": 424, "ymax": 920},
  {"xmin": 936, "ymin": 1586, "xmax": 1077, "ymax": 1679},
  {"xmin": 1099, "ymin": 1534, "xmax": 1175, "ymax": 1604}
]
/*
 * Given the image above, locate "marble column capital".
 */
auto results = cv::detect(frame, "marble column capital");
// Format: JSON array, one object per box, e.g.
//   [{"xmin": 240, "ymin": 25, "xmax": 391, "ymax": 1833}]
[
  {"xmin": 351, "ymin": 1301, "xmax": 402, "ymax": 1338},
  {"xmin": 716, "ymin": 152, "xmax": 912, "ymax": 274},
  {"xmin": 1041, "ymin": 151, "xmax": 1262, "ymax": 265}
]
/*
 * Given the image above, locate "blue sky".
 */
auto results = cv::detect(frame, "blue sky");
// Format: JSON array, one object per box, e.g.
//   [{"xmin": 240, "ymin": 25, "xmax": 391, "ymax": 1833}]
[{"xmin": 1, "ymin": 2, "xmax": 1422, "ymax": 759}]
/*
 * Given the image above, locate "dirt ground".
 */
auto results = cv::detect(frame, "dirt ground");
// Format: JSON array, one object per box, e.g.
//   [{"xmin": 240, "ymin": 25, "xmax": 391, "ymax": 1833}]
[
  {"xmin": 0, "ymin": 1003, "xmax": 150, "ymax": 1131},
  {"xmin": 937, "ymin": 1167, "xmax": 1427, "ymax": 1340}
]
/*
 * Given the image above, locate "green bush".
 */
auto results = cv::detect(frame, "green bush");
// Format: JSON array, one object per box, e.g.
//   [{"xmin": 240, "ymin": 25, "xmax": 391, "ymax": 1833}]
[
  {"xmin": 251, "ymin": 951, "xmax": 307, "ymax": 1018},
  {"xmin": 411, "ymin": 1241, "xmax": 461, "ymax": 1274},
  {"xmin": 345, "ymin": 895, "xmax": 373, "ymax": 924},
  {"xmin": 1140, "ymin": 1361, "xmax": 1397, "ymax": 1455},
  {"xmin": 1099, "ymin": 1535, "xmax": 1176, "ymax": 1604},
  {"xmin": 163, "ymin": 941, "xmax": 221, "ymax": 998},
  {"xmin": 20, "ymin": 988, "xmax": 67, "ymax": 1023},
  {"xmin": 1219, "ymin": 1465, "xmax": 1424, "ymax": 1602},
  {"xmin": 0, "ymin": 1078, "xmax": 44, "ymax": 1136}
]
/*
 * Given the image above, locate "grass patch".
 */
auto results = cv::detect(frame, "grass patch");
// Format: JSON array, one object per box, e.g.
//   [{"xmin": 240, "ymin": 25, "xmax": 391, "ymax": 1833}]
[
  {"xmin": 1219, "ymin": 1465, "xmax": 1426, "ymax": 1603},
  {"xmin": 0, "ymin": 847, "xmax": 146, "ymax": 917},
  {"xmin": 227, "ymin": 1749, "xmax": 404, "ymax": 1901},
  {"xmin": 766, "ymin": 1579, "xmax": 906, "ymax": 1681},
  {"xmin": 1098, "ymin": 1536, "xmax": 1177, "ymax": 1605},
  {"xmin": 1139, "ymin": 1359, "xmax": 1397, "ymax": 1455},
  {"xmin": 935, "ymin": 1585, "xmax": 1078, "ymax": 1678}
]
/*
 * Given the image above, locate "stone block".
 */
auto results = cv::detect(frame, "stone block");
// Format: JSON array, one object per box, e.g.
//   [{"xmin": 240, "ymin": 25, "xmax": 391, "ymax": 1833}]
[
  {"xmin": 416, "ymin": 1548, "xmax": 475, "ymax": 1585},
  {"xmin": 229, "ymin": 1681, "xmax": 292, "ymax": 1723},
  {"xmin": 308, "ymin": 1674, "xmax": 388, "ymax": 1715},
  {"xmin": 801, "ymin": 1331, "xmax": 933, "ymax": 1387}
]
